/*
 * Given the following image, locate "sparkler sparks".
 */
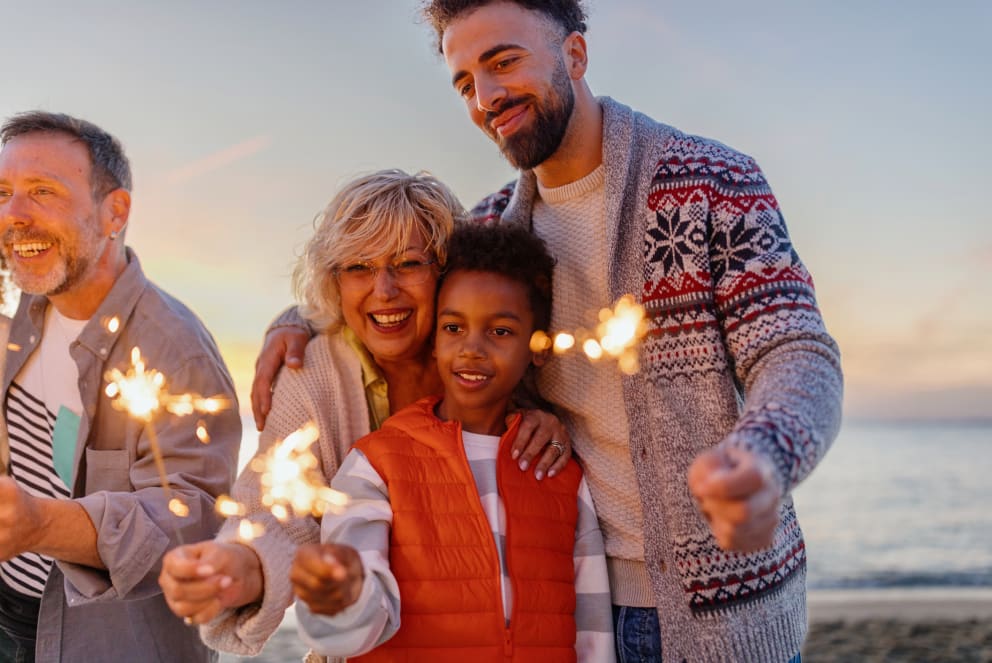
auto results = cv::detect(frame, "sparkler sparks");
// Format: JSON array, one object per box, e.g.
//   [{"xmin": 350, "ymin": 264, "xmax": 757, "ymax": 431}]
[
  {"xmin": 217, "ymin": 423, "xmax": 350, "ymax": 543},
  {"xmin": 530, "ymin": 295, "xmax": 648, "ymax": 374},
  {"xmin": 104, "ymin": 346, "xmax": 230, "ymax": 541}
]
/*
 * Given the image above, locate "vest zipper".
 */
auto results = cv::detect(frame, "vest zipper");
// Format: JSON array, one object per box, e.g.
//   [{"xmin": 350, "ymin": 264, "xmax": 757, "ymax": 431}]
[
  {"xmin": 455, "ymin": 420, "xmax": 520, "ymax": 658},
  {"xmin": 497, "ymin": 421, "xmax": 520, "ymax": 660}
]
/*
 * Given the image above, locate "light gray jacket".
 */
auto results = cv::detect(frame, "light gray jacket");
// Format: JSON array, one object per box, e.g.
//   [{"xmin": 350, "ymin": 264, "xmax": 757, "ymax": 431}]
[{"xmin": 2, "ymin": 249, "xmax": 241, "ymax": 662}]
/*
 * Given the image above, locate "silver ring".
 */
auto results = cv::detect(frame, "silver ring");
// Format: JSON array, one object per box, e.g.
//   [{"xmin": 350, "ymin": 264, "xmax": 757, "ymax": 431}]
[{"xmin": 548, "ymin": 440, "xmax": 566, "ymax": 458}]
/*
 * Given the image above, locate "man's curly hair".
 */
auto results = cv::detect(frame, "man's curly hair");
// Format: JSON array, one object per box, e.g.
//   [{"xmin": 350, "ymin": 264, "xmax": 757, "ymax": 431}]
[
  {"xmin": 421, "ymin": 0, "xmax": 587, "ymax": 53},
  {"xmin": 439, "ymin": 222, "xmax": 556, "ymax": 332}
]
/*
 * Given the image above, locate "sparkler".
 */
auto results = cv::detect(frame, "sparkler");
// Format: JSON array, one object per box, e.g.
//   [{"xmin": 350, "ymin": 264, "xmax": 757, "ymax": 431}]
[
  {"xmin": 216, "ymin": 423, "xmax": 350, "ymax": 542},
  {"xmin": 104, "ymin": 345, "xmax": 229, "ymax": 540},
  {"xmin": 530, "ymin": 294, "xmax": 648, "ymax": 375}
]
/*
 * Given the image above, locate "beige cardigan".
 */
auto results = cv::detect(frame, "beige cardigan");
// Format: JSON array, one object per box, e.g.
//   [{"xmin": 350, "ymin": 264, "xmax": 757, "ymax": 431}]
[{"xmin": 201, "ymin": 331, "xmax": 371, "ymax": 657}]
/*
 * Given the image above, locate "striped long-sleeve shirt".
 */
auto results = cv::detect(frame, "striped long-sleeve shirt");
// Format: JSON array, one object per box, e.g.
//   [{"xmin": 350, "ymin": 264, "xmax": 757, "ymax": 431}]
[{"xmin": 296, "ymin": 431, "xmax": 615, "ymax": 661}]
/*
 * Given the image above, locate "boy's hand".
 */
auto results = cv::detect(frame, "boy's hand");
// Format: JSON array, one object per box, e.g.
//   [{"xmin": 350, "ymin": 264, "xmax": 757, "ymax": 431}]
[
  {"xmin": 291, "ymin": 543, "xmax": 365, "ymax": 616},
  {"xmin": 251, "ymin": 325, "xmax": 310, "ymax": 430},
  {"xmin": 510, "ymin": 409, "xmax": 572, "ymax": 480},
  {"xmin": 687, "ymin": 447, "xmax": 782, "ymax": 552}
]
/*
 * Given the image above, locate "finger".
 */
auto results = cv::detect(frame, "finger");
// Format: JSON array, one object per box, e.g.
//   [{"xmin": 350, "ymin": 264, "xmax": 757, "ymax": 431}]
[
  {"xmin": 162, "ymin": 545, "xmax": 215, "ymax": 580},
  {"xmin": 532, "ymin": 437, "xmax": 570, "ymax": 481},
  {"xmin": 250, "ymin": 366, "xmax": 273, "ymax": 432},
  {"xmin": 508, "ymin": 412, "xmax": 539, "ymax": 463},
  {"xmin": 284, "ymin": 331, "xmax": 308, "ymax": 369},
  {"xmin": 187, "ymin": 598, "xmax": 225, "ymax": 625},
  {"xmin": 697, "ymin": 483, "xmax": 779, "ymax": 528},
  {"xmin": 691, "ymin": 452, "xmax": 766, "ymax": 501},
  {"xmin": 251, "ymin": 337, "xmax": 284, "ymax": 431},
  {"xmin": 544, "ymin": 431, "xmax": 572, "ymax": 479}
]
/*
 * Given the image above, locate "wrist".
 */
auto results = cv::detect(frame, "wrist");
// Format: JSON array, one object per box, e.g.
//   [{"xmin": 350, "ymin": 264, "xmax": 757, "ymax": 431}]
[{"xmin": 230, "ymin": 541, "xmax": 266, "ymax": 606}]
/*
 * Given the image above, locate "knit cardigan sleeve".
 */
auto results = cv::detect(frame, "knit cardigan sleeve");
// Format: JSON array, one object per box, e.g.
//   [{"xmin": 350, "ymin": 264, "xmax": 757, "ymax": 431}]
[
  {"xmin": 685, "ymin": 137, "xmax": 843, "ymax": 494},
  {"xmin": 199, "ymin": 333, "xmax": 371, "ymax": 655}
]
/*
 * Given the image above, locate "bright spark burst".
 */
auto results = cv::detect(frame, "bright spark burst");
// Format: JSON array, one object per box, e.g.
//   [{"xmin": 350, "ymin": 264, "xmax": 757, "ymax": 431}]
[
  {"xmin": 105, "ymin": 348, "xmax": 228, "ymax": 423},
  {"xmin": 215, "ymin": 495, "xmax": 246, "ymax": 517},
  {"xmin": 237, "ymin": 519, "xmax": 265, "ymax": 542},
  {"xmin": 169, "ymin": 498, "xmax": 190, "ymax": 517},
  {"xmin": 104, "ymin": 346, "xmax": 231, "ymax": 541},
  {"xmin": 250, "ymin": 423, "xmax": 350, "ymax": 521},
  {"xmin": 529, "ymin": 295, "xmax": 648, "ymax": 375}
]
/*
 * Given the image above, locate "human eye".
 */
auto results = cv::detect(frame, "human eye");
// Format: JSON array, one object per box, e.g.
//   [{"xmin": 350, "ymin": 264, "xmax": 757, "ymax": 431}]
[
  {"xmin": 491, "ymin": 327, "xmax": 513, "ymax": 337},
  {"xmin": 440, "ymin": 322, "xmax": 462, "ymax": 334},
  {"xmin": 393, "ymin": 258, "xmax": 426, "ymax": 274},
  {"xmin": 456, "ymin": 79, "xmax": 474, "ymax": 98},
  {"xmin": 340, "ymin": 262, "xmax": 373, "ymax": 276}
]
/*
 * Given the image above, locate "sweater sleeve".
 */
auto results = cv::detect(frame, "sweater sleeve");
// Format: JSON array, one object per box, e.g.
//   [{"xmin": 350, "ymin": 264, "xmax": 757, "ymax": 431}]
[
  {"xmin": 200, "ymin": 334, "xmax": 368, "ymax": 655},
  {"xmin": 705, "ymin": 148, "xmax": 843, "ymax": 494},
  {"xmin": 296, "ymin": 449, "xmax": 400, "ymax": 657},
  {"xmin": 573, "ymin": 478, "xmax": 616, "ymax": 663}
]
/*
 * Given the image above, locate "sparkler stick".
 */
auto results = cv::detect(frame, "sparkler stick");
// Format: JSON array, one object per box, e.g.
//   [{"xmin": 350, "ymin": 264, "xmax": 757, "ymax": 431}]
[
  {"xmin": 104, "ymin": 345, "xmax": 229, "ymax": 543},
  {"xmin": 530, "ymin": 294, "xmax": 649, "ymax": 375}
]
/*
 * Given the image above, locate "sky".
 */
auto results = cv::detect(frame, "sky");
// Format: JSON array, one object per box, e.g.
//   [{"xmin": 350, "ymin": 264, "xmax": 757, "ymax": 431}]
[{"xmin": 2, "ymin": 1, "xmax": 989, "ymax": 421}]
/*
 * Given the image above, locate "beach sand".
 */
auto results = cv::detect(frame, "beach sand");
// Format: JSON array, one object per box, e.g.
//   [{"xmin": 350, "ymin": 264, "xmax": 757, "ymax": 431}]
[{"xmin": 220, "ymin": 589, "xmax": 992, "ymax": 662}]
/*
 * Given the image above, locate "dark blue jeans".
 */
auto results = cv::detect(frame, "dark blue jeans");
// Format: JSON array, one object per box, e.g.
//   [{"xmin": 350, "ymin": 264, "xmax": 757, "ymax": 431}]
[
  {"xmin": 612, "ymin": 605, "xmax": 802, "ymax": 663},
  {"xmin": 0, "ymin": 579, "xmax": 37, "ymax": 663},
  {"xmin": 612, "ymin": 605, "xmax": 661, "ymax": 662}
]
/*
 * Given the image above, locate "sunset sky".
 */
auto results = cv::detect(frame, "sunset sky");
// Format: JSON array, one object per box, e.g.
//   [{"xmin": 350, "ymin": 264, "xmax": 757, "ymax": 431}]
[{"xmin": 2, "ymin": 1, "xmax": 989, "ymax": 420}]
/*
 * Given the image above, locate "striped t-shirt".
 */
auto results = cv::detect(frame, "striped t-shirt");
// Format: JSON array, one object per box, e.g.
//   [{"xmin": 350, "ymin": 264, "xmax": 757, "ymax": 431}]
[{"xmin": 1, "ymin": 309, "xmax": 85, "ymax": 598}]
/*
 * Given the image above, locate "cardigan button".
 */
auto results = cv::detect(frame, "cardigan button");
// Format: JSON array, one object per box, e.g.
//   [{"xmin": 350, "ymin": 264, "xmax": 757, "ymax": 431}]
[{"xmin": 659, "ymin": 559, "xmax": 667, "ymax": 573}]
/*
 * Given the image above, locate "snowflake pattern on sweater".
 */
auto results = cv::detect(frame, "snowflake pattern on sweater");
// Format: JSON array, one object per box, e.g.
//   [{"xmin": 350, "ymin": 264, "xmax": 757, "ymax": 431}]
[{"xmin": 470, "ymin": 122, "xmax": 836, "ymax": 622}]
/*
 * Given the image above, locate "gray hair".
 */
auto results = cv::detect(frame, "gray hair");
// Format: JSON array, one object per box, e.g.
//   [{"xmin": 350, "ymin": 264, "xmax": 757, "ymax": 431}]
[
  {"xmin": 0, "ymin": 111, "xmax": 132, "ymax": 198},
  {"xmin": 293, "ymin": 169, "xmax": 465, "ymax": 333}
]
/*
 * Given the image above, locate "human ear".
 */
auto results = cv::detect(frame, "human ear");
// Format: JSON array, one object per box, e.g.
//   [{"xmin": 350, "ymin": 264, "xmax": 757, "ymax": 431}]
[
  {"xmin": 102, "ymin": 188, "xmax": 131, "ymax": 238},
  {"xmin": 530, "ymin": 347, "xmax": 549, "ymax": 367},
  {"xmin": 562, "ymin": 31, "xmax": 588, "ymax": 80}
]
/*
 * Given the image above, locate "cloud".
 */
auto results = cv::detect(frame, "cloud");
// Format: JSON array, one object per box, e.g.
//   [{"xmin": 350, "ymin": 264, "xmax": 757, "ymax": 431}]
[{"xmin": 165, "ymin": 135, "xmax": 272, "ymax": 184}]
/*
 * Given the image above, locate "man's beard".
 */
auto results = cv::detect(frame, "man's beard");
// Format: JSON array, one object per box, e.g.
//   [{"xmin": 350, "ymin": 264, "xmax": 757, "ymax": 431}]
[
  {"xmin": 486, "ymin": 58, "xmax": 575, "ymax": 170},
  {"xmin": 3, "ymin": 225, "xmax": 98, "ymax": 297}
]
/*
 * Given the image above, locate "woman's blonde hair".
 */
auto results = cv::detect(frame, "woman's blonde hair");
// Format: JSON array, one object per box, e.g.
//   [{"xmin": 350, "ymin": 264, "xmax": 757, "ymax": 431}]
[{"xmin": 293, "ymin": 169, "xmax": 465, "ymax": 333}]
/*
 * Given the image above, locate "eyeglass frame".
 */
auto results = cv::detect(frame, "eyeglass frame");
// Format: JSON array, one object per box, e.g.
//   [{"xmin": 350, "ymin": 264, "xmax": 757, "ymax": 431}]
[{"xmin": 333, "ymin": 256, "xmax": 438, "ymax": 287}]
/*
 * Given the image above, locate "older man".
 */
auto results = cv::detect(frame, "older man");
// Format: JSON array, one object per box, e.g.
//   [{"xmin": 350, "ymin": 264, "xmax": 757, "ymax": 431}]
[{"xmin": 0, "ymin": 112, "xmax": 240, "ymax": 662}]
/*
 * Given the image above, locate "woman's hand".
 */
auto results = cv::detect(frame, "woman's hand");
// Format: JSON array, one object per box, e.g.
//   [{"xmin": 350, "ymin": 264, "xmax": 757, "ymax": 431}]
[
  {"xmin": 291, "ymin": 543, "xmax": 365, "ymax": 616},
  {"xmin": 510, "ymin": 409, "xmax": 573, "ymax": 480},
  {"xmin": 159, "ymin": 541, "xmax": 264, "ymax": 625}
]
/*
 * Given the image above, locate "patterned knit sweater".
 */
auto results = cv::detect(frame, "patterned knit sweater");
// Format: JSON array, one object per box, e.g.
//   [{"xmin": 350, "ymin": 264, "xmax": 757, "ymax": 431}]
[{"xmin": 472, "ymin": 96, "xmax": 843, "ymax": 662}]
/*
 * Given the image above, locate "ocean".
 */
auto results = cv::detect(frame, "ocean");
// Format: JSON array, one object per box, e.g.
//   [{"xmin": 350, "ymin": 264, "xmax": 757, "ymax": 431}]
[{"xmin": 793, "ymin": 419, "xmax": 992, "ymax": 591}]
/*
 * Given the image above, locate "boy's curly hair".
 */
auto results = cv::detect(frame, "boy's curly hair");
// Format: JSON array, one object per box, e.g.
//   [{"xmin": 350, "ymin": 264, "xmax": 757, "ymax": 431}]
[
  {"xmin": 439, "ymin": 222, "xmax": 555, "ymax": 332},
  {"xmin": 421, "ymin": 0, "xmax": 587, "ymax": 53}
]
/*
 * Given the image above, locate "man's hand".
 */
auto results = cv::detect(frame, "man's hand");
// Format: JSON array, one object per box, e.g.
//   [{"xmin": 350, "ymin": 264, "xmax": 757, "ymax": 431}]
[
  {"xmin": 159, "ymin": 541, "xmax": 264, "ymax": 625},
  {"xmin": 687, "ymin": 447, "xmax": 783, "ymax": 552},
  {"xmin": 291, "ymin": 543, "xmax": 364, "ymax": 617},
  {"xmin": 0, "ymin": 476, "xmax": 40, "ymax": 561},
  {"xmin": 509, "ymin": 409, "xmax": 573, "ymax": 481},
  {"xmin": 251, "ymin": 325, "xmax": 310, "ymax": 431}
]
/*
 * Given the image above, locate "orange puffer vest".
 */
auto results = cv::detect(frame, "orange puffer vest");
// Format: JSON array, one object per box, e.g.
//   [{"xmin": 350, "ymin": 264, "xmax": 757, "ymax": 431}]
[{"xmin": 351, "ymin": 396, "xmax": 582, "ymax": 663}]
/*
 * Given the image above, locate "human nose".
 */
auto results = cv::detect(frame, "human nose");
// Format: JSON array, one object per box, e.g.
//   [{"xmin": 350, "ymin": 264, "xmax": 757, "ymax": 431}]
[
  {"xmin": 0, "ymin": 190, "xmax": 30, "ymax": 226},
  {"xmin": 474, "ymin": 73, "xmax": 506, "ymax": 114},
  {"xmin": 458, "ymin": 330, "xmax": 487, "ymax": 359},
  {"xmin": 371, "ymin": 265, "xmax": 399, "ymax": 298}
]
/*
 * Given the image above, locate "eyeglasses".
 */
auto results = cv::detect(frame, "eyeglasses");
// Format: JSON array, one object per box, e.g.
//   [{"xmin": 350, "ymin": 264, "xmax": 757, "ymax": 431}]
[{"xmin": 334, "ymin": 258, "xmax": 437, "ymax": 287}]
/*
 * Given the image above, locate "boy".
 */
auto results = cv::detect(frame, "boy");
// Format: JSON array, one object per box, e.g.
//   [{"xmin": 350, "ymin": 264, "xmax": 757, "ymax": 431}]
[{"xmin": 291, "ymin": 223, "xmax": 614, "ymax": 661}]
